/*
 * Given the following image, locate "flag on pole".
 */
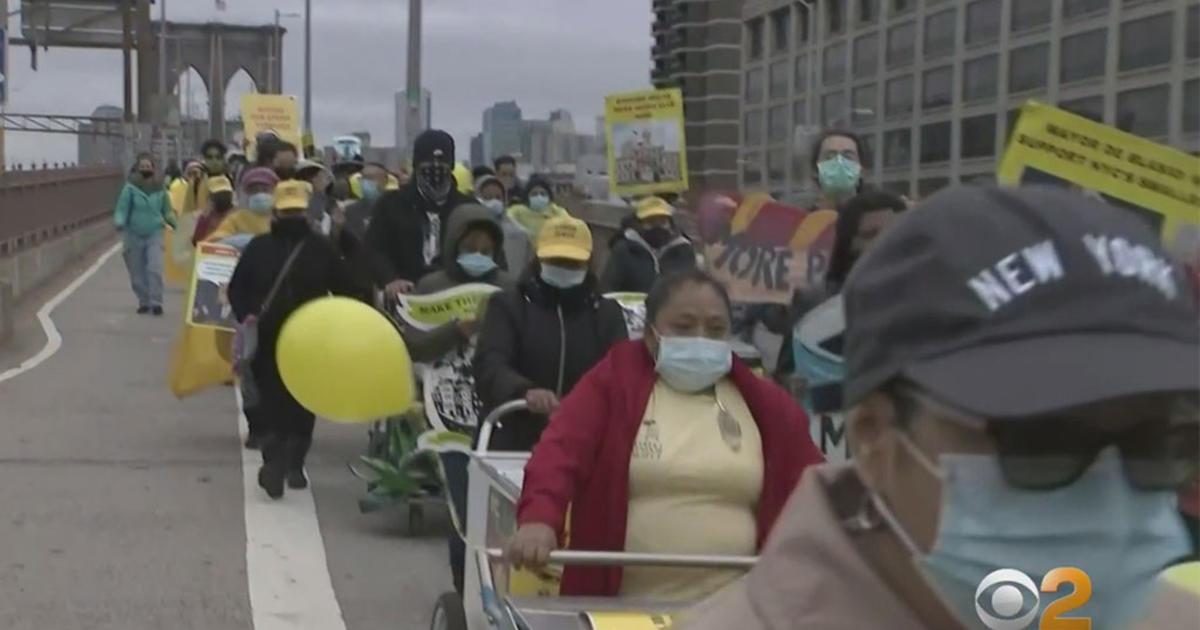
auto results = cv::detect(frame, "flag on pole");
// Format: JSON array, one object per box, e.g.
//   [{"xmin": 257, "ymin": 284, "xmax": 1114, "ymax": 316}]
[{"xmin": 214, "ymin": 0, "xmax": 227, "ymax": 10}]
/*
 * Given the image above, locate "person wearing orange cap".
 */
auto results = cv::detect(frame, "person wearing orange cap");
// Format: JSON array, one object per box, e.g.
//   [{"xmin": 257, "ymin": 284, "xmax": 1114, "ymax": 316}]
[
  {"xmin": 600, "ymin": 196, "xmax": 697, "ymax": 293},
  {"xmin": 474, "ymin": 216, "xmax": 628, "ymax": 451},
  {"xmin": 227, "ymin": 180, "xmax": 372, "ymax": 499}
]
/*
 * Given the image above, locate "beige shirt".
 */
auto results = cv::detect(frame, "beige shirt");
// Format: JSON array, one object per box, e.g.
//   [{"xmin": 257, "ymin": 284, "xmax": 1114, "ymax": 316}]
[{"xmin": 620, "ymin": 379, "xmax": 764, "ymax": 600}]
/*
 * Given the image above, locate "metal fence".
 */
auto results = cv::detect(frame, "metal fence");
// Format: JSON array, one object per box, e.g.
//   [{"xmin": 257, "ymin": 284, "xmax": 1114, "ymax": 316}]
[{"xmin": 0, "ymin": 167, "xmax": 125, "ymax": 256}]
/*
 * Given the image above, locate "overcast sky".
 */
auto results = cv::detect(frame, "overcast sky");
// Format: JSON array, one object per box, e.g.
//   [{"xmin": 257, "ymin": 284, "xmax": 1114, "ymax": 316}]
[{"xmin": 3, "ymin": 0, "xmax": 651, "ymax": 165}]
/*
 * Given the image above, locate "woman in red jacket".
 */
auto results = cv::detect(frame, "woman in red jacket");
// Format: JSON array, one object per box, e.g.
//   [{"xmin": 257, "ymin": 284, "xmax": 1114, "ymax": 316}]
[{"xmin": 505, "ymin": 269, "xmax": 825, "ymax": 600}]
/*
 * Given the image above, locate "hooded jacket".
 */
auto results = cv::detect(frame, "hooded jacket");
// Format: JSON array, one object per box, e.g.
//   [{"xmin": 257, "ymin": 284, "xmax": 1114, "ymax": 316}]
[
  {"xmin": 506, "ymin": 176, "xmax": 570, "ymax": 240},
  {"xmin": 599, "ymin": 220, "xmax": 698, "ymax": 293},
  {"xmin": 203, "ymin": 206, "xmax": 272, "ymax": 246},
  {"xmin": 473, "ymin": 268, "xmax": 628, "ymax": 450},
  {"xmin": 365, "ymin": 180, "xmax": 476, "ymax": 285},
  {"xmin": 405, "ymin": 204, "xmax": 517, "ymax": 363},
  {"xmin": 675, "ymin": 464, "xmax": 1199, "ymax": 630},
  {"xmin": 475, "ymin": 174, "xmax": 533, "ymax": 270},
  {"xmin": 114, "ymin": 174, "xmax": 176, "ymax": 237}
]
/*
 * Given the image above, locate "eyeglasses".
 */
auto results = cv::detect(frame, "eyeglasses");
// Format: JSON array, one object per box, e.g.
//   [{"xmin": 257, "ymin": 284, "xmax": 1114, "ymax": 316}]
[{"xmin": 891, "ymin": 386, "xmax": 1199, "ymax": 491}]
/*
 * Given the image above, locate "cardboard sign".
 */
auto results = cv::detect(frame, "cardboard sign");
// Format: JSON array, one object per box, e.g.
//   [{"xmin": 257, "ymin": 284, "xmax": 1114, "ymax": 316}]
[
  {"xmin": 240, "ymin": 93, "xmax": 302, "ymax": 162},
  {"xmin": 185, "ymin": 243, "xmax": 239, "ymax": 332},
  {"xmin": 605, "ymin": 88, "xmax": 689, "ymax": 196}
]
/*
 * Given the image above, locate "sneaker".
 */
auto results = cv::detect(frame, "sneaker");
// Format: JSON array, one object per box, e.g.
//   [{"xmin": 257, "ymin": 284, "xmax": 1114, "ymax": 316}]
[
  {"xmin": 244, "ymin": 434, "xmax": 260, "ymax": 450},
  {"xmin": 258, "ymin": 463, "xmax": 285, "ymax": 499},
  {"xmin": 286, "ymin": 468, "xmax": 309, "ymax": 490},
  {"xmin": 151, "ymin": 306, "xmax": 163, "ymax": 316},
  {"xmin": 136, "ymin": 306, "xmax": 150, "ymax": 314}
]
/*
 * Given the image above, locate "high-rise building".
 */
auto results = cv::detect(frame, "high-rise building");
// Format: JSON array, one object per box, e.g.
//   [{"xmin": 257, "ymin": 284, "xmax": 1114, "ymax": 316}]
[
  {"xmin": 482, "ymin": 101, "xmax": 524, "ymax": 162},
  {"xmin": 470, "ymin": 133, "xmax": 485, "ymax": 167},
  {"xmin": 741, "ymin": 0, "xmax": 1200, "ymax": 203},
  {"xmin": 394, "ymin": 88, "xmax": 432, "ymax": 151},
  {"xmin": 652, "ymin": 0, "xmax": 744, "ymax": 191}
]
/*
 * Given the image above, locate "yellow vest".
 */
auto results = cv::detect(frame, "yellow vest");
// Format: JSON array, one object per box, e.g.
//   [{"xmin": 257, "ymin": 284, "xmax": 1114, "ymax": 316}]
[{"xmin": 203, "ymin": 209, "xmax": 272, "ymax": 242}]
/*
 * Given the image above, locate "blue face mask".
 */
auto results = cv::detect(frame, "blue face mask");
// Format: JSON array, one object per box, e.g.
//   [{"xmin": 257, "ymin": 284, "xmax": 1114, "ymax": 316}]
[
  {"xmin": 529, "ymin": 193, "xmax": 550, "ymax": 211},
  {"xmin": 247, "ymin": 192, "xmax": 273, "ymax": 213},
  {"xmin": 456, "ymin": 252, "xmax": 497, "ymax": 278},
  {"xmin": 481, "ymin": 198, "xmax": 505, "ymax": 216},
  {"xmin": 817, "ymin": 155, "xmax": 861, "ymax": 196},
  {"xmin": 653, "ymin": 330, "xmax": 732, "ymax": 392},
  {"xmin": 874, "ymin": 442, "xmax": 1189, "ymax": 630},
  {"xmin": 359, "ymin": 179, "xmax": 381, "ymax": 200},
  {"xmin": 540, "ymin": 263, "xmax": 586, "ymax": 289}
]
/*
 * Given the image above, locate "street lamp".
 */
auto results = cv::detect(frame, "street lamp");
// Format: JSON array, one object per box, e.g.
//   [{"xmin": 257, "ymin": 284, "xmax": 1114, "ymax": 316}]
[{"xmin": 270, "ymin": 9, "xmax": 301, "ymax": 95}]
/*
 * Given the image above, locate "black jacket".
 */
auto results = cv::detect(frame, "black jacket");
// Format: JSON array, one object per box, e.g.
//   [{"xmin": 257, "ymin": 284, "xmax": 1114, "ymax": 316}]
[
  {"xmin": 599, "ymin": 225, "xmax": 698, "ymax": 293},
  {"xmin": 364, "ymin": 182, "xmax": 475, "ymax": 285},
  {"xmin": 473, "ymin": 272, "xmax": 628, "ymax": 450},
  {"xmin": 227, "ymin": 217, "xmax": 372, "ymax": 415}
]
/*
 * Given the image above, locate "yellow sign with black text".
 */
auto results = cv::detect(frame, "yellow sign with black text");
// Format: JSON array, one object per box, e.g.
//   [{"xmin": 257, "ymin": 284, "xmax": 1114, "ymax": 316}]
[{"xmin": 604, "ymin": 88, "xmax": 689, "ymax": 196}]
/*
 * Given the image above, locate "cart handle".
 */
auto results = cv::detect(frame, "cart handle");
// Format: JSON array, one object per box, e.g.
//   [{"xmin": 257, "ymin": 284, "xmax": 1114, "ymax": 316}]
[
  {"xmin": 475, "ymin": 399, "xmax": 530, "ymax": 456},
  {"xmin": 484, "ymin": 548, "xmax": 757, "ymax": 569}
]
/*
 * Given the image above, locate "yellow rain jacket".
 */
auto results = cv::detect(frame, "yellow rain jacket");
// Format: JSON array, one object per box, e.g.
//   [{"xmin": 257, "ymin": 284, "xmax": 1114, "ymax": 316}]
[
  {"xmin": 508, "ymin": 202, "xmax": 570, "ymax": 241},
  {"xmin": 203, "ymin": 208, "xmax": 272, "ymax": 243}
]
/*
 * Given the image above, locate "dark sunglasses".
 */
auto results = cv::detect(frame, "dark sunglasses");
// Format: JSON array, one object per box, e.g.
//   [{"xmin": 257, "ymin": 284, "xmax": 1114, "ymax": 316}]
[{"xmin": 891, "ymin": 386, "xmax": 1198, "ymax": 491}]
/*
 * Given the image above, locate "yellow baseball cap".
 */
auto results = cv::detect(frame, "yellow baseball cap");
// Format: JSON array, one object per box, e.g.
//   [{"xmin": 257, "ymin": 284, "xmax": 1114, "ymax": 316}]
[
  {"xmin": 537, "ymin": 216, "xmax": 593, "ymax": 261},
  {"xmin": 207, "ymin": 175, "xmax": 233, "ymax": 194},
  {"xmin": 274, "ymin": 180, "xmax": 313, "ymax": 211},
  {"xmin": 635, "ymin": 196, "xmax": 673, "ymax": 220}
]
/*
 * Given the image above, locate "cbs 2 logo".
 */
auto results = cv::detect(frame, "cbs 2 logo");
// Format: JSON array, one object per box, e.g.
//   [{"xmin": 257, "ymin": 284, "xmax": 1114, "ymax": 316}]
[{"xmin": 975, "ymin": 567, "xmax": 1092, "ymax": 630}]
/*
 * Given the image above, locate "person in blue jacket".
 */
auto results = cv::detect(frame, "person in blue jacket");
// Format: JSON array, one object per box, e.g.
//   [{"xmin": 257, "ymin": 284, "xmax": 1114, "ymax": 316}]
[{"xmin": 114, "ymin": 153, "xmax": 177, "ymax": 315}]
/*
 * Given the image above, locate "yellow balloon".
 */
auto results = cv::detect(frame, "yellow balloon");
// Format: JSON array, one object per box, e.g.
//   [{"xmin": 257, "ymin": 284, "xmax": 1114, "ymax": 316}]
[
  {"xmin": 276, "ymin": 297, "xmax": 414, "ymax": 423},
  {"xmin": 1162, "ymin": 561, "xmax": 1200, "ymax": 597}
]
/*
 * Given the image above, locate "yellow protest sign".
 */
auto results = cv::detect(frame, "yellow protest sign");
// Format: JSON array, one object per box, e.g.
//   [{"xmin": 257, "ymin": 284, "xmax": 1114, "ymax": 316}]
[
  {"xmin": 605, "ymin": 88, "xmax": 689, "ymax": 196},
  {"xmin": 998, "ymin": 102, "xmax": 1200, "ymax": 259},
  {"xmin": 396, "ymin": 283, "xmax": 501, "ymax": 331},
  {"xmin": 584, "ymin": 612, "xmax": 675, "ymax": 630},
  {"xmin": 240, "ymin": 93, "xmax": 302, "ymax": 162}
]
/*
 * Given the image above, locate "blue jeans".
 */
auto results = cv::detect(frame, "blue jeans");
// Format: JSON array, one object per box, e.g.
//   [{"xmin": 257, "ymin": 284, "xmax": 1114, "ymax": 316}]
[{"xmin": 122, "ymin": 230, "xmax": 164, "ymax": 308}]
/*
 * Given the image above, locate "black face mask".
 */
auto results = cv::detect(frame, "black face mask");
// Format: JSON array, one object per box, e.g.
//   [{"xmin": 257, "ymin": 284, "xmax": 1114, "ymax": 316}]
[
  {"xmin": 138, "ymin": 170, "xmax": 154, "ymax": 180},
  {"xmin": 416, "ymin": 163, "xmax": 452, "ymax": 204},
  {"xmin": 275, "ymin": 166, "xmax": 296, "ymax": 180},
  {"xmin": 641, "ymin": 226, "xmax": 673, "ymax": 248}
]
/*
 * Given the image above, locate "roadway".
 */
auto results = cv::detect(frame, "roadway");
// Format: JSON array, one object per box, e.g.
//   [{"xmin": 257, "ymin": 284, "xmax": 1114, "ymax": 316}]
[{"xmin": 0, "ymin": 242, "xmax": 450, "ymax": 630}]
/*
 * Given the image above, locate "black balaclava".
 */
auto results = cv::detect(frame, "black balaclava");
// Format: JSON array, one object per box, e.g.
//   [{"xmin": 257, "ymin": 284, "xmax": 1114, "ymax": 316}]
[{"xmin": 412, "ymin": 129, "xmax": 455, "ymax": 205}]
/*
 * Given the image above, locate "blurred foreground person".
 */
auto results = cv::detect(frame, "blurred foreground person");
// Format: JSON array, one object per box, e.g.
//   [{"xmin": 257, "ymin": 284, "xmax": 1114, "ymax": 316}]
[
  {"xmin": 677, "ymin": 186, "xmax": 1199, "ymax": 630},
  {"xmin": 227, "ymin": 180, "xmax": 370, "ymax": 499}
]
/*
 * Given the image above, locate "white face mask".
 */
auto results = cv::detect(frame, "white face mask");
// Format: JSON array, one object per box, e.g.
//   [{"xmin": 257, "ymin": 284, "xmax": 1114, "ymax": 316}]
[
  {"xmin": 652, "ymin": 328, "xmax": 732, "ymax": 392},
  {"xmin": 539, "ymin": 263, "xmax": 586, "ymax": 288}
]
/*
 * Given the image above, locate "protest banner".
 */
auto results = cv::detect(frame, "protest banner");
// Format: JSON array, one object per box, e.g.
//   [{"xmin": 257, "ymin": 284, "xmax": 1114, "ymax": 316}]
[
  {"xmin": 240, "ymin": 93, "xmax": 302, "ymax": 162},
  {"xmin": 998, "ymin": 102, "xmax": 1200, "ymax": 265},
  {"xmin": 692, "ymin": 191, "xmax": 837, "ymax": 304},
  {"xmin": 604, "ymin": 292, "xmax": 647, "ymax": 339},
  {"xmin": 605, "ymin": 87, "xmax": 689, "ymax": 196},
  {"xmin": 394, "ymin": 284, "xmax": 501, "ymax": 433},
  {"xmin": 790, "ymin": 295, "xmax": 850, "ymax": 463},
  {"xmin": 186, "ymin": 243, "xmax": 239, "ymax": 332}
]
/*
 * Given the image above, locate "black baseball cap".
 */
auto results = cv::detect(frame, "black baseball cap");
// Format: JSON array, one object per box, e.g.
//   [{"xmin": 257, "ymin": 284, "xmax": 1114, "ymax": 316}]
[
  {"xmin": 413, "ymin": 129, "xmax": 455, "ymax": 164},
  {"xmin": 842, "ymin": 185, "xmax": 1199, "ymax": 418}
]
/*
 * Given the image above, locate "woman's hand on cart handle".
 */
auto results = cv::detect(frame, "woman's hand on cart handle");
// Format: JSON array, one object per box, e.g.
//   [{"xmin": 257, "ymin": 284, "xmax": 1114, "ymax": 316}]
[
  {"xmin": 525, "ymin": 389, "xmax": 560, "ymax": 415},
  {"xmin": 505, "ymin": 522, "xmax": 558, "ymax": 570}
]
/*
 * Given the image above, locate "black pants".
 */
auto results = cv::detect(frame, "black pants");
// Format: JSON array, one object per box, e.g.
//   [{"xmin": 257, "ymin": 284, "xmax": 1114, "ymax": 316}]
[{"xmin": 441, "ymin": 452, "xmax": 470, "ymax": 594}]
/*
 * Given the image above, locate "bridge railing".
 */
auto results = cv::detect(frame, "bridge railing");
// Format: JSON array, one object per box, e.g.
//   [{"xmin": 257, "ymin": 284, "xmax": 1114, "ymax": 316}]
[{"xmin": 0, "ymin": 166, "xmax": 125, "ymax": 256}]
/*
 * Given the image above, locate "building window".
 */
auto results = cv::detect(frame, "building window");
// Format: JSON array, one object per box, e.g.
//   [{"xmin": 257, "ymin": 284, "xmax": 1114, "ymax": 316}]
[
  {"xmin": 772, "ymin": 9, "xmax": 790, "ymax": 54},
  {"xmin": 793, "ymin": 99, "xmax": 808, "ymax": 128},
  {"xmin": 962, "ymin": 54, "xmax": 998, "ymax": 102},
  {"xmin": 823, "ymin": 41, "xmax": 847, "ymax": 85},
  {"xmin": 883, "ymin": 128, "xmax": 912, "ymax": 168},
  {"xmin": 768, "ymin": 147, "xmax": 787, "ymax": 184},
  {"xmin": 1011, "ymin": 0, "xmax": 1051, "ymax": 32},
  {"xmin": 746, "ymin": 68, "xmax": 764, "ymax": 104},
  {"xmin": 768, "ymin": 105, "xmax": 789, "ymax": 140},
  {"xmin": 1059, "ymin": 96, "xmax": 1104, "ymax": 123},
  {"xmin": 1006, "ymin": 107, "xmax": 1022, "ymax": 142},
  {"xmin": 852, "ymin": 85, "xmax": 877, "ymax": 123},
  {"xmin": 922, "ymin": 66, "xmax": 953, "ymax": 111},
  {"xmin": 883, "ymin": 180, "xmax": 911, "ymax": 195},
  {"xmin": 828, "ymin": 0, "xmax": 846, "ymax": 35},
  {"xmin": 1009, "ymin": 43, "xmax": 1049, "ymax": 93},
  {"xmin": 1184, "ymin": 79, "xmax": 1199, "ymax": 134},
  {"xmin": 859, "ymin": 0, "xmax": 880, "ymax": 24},
  {"xmin": 1188, "ymin": 6, "xmax": 1199, "ymax": 60},
  {"xmin": 796, "ymin": 5, "xmax": 811, "ymax": 43},
  {"xmin": 918, "ymin": 177, "xmax": 951, "ymax": 197},
  {"xmin": 885, "ymin": 75, "xmax": 914, "ymax": 118},
  {"xmin": 961, "ymin": 114, "xmax": 996, "ymax": 159},
  {"xmin": 748, "ymin": 19, "xmax": 765, "ymax": 60},
  {"xmin": 822, "ymin": 91, "xmax": 847, "ymax": 125},
  {"xmin": 966, "ymin": 0, "xmax": 1001, "ymax": 45},
  {"xmin": 853, "ymin": 33, "xmax": 879, "ymax": 78},
  {"xmin": 1063, "ymin": 0, "xmax": 1108, "ymax": 19},
  {"xmin": 1117, "ymin": 84, "xmax": 1170, "ymax": 138},
  {"xmin": 920, "ymin": 121, "xmax": 951, "ymax": 164},
  {"xmin": 887, "ymin": 22, "xmax": 916, "ymax": 67},
  {"xmin": 924, "ymin": 9, "xmax": 957, "ymax": 61},
  {"xmin": 1120, "ymin": 13, "xmax": 1173, "ymax": 72},
  {"xmin": 770, "ymin": 60, "xmax": 789, "ymax": 99},
  {"xmin": 795, "ymin": 55, "xmax": 809, "ymax": 94},
  {"xmin": 744, "ymin": 110, "xmax": 764, "ymax": 145},
  {"xmin": 742, "ymin": 152, "xmax": 763, "ymax": 187},
  {"xmin": 1061, "ymin": 29, "xmax": 1107, "ymax": 84},
  {"xmin": 860, "ymin": 133, "xmax": 876, "ymax": 171},
  {"xmin": 892, "ymin": 0, "xmax": 914, "ymax": 15}
]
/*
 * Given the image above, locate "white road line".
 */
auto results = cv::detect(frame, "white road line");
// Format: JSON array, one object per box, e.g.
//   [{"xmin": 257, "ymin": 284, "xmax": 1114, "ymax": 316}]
[
  {"xmin": 0, "ymin": 241, "xmax": 122, "ymax": 385},
  {"xmin": 236, "ymin": 388, "xmax": 349, "ymax": 630}
]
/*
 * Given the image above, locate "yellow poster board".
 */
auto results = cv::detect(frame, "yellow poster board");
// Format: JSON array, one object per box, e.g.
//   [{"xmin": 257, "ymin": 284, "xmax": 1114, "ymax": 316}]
[
  {"xmin": 998, "ymin": 102, "xmax": 1200, "ymax": 261},
  {"xmin": 605, "ymin": 88, "xmax": 689, "ymax": 196},
  {"xmin": 240, "ymin": 93, "xmax": 302, "ymax": 162},
  {"xmin": 585, "ymin": 612, "xmax": 675, "ymax": 630}
]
